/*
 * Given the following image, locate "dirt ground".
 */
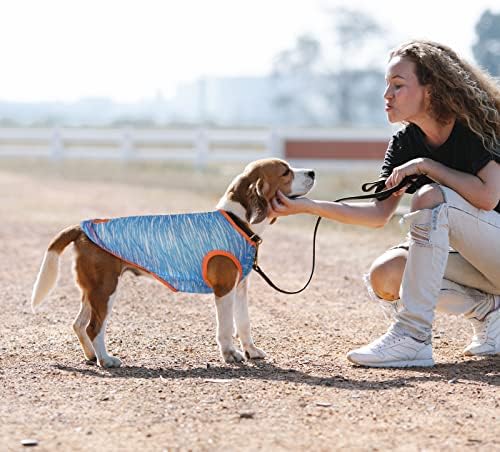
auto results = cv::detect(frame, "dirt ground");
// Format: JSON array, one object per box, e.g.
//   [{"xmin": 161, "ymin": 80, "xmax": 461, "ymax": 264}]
[{"xmin": 1, "ymin": 160, "xmax": 498, "ymax": 452}]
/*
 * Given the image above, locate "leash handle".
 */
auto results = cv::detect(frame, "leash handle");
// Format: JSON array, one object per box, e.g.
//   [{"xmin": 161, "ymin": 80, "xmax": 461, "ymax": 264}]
[
  {"xmin": 335, "ymin": 175, "xmax": 420, "ymax": 203},
  {"xmin": 252, "ymin": 176, "xmax": 419, "ymax": 294}
]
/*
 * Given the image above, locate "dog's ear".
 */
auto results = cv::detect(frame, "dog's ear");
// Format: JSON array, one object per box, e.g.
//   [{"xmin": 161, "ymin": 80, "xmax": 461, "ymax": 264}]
[{"xmin": 246, "ymin": 178, "xmax": 269, "ymax": 224}]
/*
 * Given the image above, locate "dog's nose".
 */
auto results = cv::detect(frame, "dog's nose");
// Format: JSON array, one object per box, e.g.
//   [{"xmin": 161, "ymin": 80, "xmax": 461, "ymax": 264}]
[{"xmin": 307, "ymin": 170, "xmax": 315, "ymax": 180}]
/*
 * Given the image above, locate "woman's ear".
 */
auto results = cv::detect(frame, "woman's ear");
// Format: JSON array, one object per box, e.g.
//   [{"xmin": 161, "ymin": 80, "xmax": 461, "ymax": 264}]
[
  {"xmin": 246, "ymin": 178, "xmax": 269, "ymax": 224},
  {"xmin": 424, "ymin": 85, "xmax": 432, "ymax": 107}
]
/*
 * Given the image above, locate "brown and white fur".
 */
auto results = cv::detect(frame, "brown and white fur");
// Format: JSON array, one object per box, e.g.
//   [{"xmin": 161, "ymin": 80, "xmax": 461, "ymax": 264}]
[{"xmin": 31, "ymin": 158, "xmax": 315, "ymax": 368}]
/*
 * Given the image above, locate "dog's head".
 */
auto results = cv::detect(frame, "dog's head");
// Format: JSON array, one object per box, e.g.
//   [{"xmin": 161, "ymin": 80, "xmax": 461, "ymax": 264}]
[{"xmin": 221, "ymin": 158, "xmax": 315, "ymax": 224}]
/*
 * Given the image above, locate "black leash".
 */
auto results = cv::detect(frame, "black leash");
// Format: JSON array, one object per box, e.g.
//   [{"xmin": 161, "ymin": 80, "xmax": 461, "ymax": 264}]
[{"xmin": 252, "ymin": 176, "xmax": 420, "ymax": 294}]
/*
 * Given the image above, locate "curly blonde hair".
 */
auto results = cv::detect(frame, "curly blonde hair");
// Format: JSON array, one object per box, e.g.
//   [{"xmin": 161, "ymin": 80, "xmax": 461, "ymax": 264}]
[{"xmin": 390, "ymin": 40, "xmax": 500, "ymax": 156}]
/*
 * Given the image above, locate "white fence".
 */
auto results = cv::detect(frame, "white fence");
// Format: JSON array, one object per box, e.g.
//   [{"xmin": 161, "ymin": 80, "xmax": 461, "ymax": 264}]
[
  {"xmin": 0, "ymin": 127, "xmax": 393, "ymax": 167},
  {"xmin": 0, "ymin": 127, "xmax": 281, "ymax": 165}
]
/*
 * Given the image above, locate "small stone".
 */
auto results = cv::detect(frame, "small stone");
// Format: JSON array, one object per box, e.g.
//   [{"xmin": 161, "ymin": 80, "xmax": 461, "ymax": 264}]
[
  {"xmin": 447, "ymin": 378, "xmax": 458, "ymax": 384},
  {"xmin": 315, "ymin": 402, "xmax": 332, "ymax": 407},
  {"xmin": 239, "ymin": 412, "xmax": 255, "ymax": 419},
  {"xmin": 21, "ymin": 439, "xmax": 38, "ymax": 447},
  {"xmin": 203, "ymin": 378, "xmax": 232, "ymax": 383}
]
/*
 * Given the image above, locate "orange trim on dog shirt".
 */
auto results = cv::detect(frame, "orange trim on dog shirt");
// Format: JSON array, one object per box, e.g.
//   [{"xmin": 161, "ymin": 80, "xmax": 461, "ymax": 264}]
[{"xmin": 201, "ymin": 250, "xmax": 243, "ymax": 290}]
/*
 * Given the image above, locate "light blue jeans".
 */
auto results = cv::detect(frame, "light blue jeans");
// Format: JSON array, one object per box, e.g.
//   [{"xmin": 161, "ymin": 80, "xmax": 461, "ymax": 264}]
[{"xmin": 394, "ymin": 185, "xmax": 500, "ymax": 342}]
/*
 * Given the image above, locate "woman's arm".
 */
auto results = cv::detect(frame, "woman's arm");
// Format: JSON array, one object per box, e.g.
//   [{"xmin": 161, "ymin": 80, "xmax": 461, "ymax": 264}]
[
  {"xmin": 386, "ymin": 158, "xmax": 500, "ymax": 211},
  {"xmin": 270, "ymin": 190, "xmax": 402, "ymax": 228}
]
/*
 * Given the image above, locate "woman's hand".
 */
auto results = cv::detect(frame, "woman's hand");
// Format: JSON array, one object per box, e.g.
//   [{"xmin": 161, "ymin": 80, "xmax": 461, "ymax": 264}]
[
  {"xmin": 386, "ymin": 157, "xmax": 429, "ymax": 194},
  {"xmin": 269, "ymin": 190, "xmax": 314, "ymax": 218}
]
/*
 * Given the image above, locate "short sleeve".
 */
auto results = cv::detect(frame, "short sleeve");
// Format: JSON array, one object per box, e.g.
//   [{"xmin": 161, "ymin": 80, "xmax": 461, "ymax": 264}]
[
  {"xmin": 378, "ymin": 125, "xmax": 432, "ymax": 195},
  {"xmin": 471, "ymin": 154, "xmax": 495, "ymax": 174},
  {"xmin": 467, "ymin": 138, "xmax": 500, "ymax": 174}
]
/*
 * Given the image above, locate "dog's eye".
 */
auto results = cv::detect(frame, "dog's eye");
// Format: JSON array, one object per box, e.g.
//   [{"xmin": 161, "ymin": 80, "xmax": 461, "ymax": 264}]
[{"xmin": 282, "ymin": 168, "xmax": 291, "ymax": 177}]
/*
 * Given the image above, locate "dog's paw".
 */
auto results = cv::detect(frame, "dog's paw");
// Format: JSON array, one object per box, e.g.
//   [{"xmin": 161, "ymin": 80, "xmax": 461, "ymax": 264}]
[
  {"xmin": 98, "ymin": 355, "xmax": 122, "ymax": 368},
  {"xmin": 243, "ymin": 344, "xmax": 266, "ymax": 360},
  {"xmin": 222, "ymin": 348, "xmax": 245, "ymax": 363}
]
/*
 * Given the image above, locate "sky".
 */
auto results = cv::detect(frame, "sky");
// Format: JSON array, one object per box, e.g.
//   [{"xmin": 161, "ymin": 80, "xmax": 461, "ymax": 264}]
[{"xmin": 0, "ymin": 0, "xmax": 498, "ymax": 103}]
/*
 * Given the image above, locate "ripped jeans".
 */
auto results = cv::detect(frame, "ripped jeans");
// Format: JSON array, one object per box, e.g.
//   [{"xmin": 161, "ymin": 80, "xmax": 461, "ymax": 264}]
[{"xmin": 393, "ymin": 185, "xmax": 500, "ymax": 342}]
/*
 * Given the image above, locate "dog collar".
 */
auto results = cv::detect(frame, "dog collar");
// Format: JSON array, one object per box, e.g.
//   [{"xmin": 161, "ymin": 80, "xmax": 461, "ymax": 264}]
[{"xmin": 224, "ymin": 211, "xmax": 262, "ymax": 245}]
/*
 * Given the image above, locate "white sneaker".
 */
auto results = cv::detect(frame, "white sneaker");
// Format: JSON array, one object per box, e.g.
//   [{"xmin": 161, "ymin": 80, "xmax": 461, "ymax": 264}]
[
  {"xmin": 347, "ymin": 328, "xmax": 434, "ymax": 368},
  {"xmin": 463, "ymin": 309, "xmax": 500, "ymax": 356}
]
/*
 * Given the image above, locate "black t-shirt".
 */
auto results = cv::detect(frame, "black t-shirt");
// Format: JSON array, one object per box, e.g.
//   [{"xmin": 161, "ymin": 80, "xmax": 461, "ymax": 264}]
[{"xmin": 380, "ymin": 121, "xmax": 500, "ymax": 213}]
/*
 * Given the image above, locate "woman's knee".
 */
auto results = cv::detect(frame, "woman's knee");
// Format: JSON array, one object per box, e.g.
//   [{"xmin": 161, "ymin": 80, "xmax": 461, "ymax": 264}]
[
  {"xmin": 369, "ymin": 250, "xmax": 407, "ymax": 301},
  {"xmin": 410, "ymin": 184, "xmax": 445, "ymax": 212}
]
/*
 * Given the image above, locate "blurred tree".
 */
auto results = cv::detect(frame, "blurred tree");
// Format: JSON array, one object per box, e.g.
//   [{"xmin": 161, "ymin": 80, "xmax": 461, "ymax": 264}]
[
  {"xmin": 272, "ymin": 34, "xmax": 326, "ymax": 125},
  {"xmin": 473, "ymin": 9, "xmax": 500, "ymax": 76},
  {"xmin": 331, "ymin": 7, "xmax": 385, "ymax": 124},
  {"xmin": 273, "ymin": 34, "xmax": 322, "ymax": 76},
  {"xmin": 271, "ymin": 7, "xmax": 388, "ymax": 127}
]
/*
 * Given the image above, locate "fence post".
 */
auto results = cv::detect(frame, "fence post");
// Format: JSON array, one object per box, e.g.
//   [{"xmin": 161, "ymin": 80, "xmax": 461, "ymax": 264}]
[
  {"xmin": 268, "ymin": 129, "xmax": 284, "ymax": 158},
  {"xmin": 50, "ymin": 127, "xmax": 63, "ymax": 160},
  {"xmin": 195, "ymin": 128, "xmax": 208, "ymax": 170},
  {"xmin": 121, "ymin": 128, "xmax": 134, "ymax": 161}
]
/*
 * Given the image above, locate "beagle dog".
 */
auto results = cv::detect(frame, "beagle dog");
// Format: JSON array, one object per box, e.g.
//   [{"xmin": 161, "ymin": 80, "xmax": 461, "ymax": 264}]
[{"xmin": 31, "ymin": 158, "xmax": 315, "ymax": 368}]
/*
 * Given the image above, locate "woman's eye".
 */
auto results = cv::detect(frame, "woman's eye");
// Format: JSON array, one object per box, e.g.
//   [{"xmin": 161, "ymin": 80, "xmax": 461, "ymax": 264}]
[{"xmin": 394, "ymin": 84, "xmax": 402, "ymax": 89}]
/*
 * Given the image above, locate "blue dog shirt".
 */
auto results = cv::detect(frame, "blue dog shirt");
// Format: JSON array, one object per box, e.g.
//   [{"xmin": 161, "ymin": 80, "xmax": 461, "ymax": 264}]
[{"xmin": 80, "ymin": 210, "xmax": 257, "ymax": 294}]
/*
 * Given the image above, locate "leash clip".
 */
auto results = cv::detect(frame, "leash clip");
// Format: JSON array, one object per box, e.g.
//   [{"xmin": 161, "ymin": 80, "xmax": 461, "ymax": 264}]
[
  {"xmin": 253, "ymin": 243, "xmax": 260, "ymax": 267},
  {"xmin": 250, "ymin": 234, "xmax": 262, "ymax": 245}
]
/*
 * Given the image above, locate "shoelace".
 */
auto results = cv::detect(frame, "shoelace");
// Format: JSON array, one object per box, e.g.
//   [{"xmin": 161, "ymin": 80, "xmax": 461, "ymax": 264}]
[
  {"xmin": 372, "ymin": 330, "xmax": 404, "ymax": 350},
  {"xmin": 471, "ymin": 314, "xmax": 496, "ymax": 342},
  {"xmin": 475, "ymin": 317, "xmax": 492, "ymax": 342}
]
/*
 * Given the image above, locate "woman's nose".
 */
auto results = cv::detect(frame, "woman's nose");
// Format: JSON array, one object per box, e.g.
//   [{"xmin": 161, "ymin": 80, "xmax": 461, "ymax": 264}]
[{"xmin": 383, "ymin": 86, "xmax": 392, "ymax": 99}]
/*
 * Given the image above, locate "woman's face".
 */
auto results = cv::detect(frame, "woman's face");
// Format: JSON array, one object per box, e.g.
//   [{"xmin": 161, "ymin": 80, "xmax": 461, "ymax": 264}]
[{"xmin": 383, "ymin": 56, "xmax": 428, "ymax": 124}]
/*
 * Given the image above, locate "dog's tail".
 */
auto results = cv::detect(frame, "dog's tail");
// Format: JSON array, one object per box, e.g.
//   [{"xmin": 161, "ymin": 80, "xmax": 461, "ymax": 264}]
[{"xmin": 31, "ymin": 225, "xmax": 82, "ymax": 312}]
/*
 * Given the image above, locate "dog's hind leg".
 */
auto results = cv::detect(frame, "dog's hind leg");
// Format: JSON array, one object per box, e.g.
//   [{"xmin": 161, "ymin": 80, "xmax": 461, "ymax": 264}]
[
  {"xmin": 73, "ymin": 298, "xmax": 96, "ymax": 361},
  {"xmin": 234, "ymin": 278, "xmax": 266, "ymax": 360},
  {"xmin": 85, "ymin": 286, "xmax": 121, "ymax": 368}
]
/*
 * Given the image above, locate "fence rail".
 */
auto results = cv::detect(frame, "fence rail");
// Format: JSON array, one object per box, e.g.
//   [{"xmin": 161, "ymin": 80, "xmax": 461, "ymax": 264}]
[{"xmin": 0, "ymin": 127, "xmax": 393, "ymax": 167}]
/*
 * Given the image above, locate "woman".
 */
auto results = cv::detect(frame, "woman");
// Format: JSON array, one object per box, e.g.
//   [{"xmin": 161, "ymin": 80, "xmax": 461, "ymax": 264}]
[{"xmin": 270, "ymin": 40, "xmax": 500, "ymax": 368}]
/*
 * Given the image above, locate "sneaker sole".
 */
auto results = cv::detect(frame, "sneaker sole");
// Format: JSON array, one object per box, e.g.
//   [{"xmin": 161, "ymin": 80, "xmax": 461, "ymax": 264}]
[
  {"xmin": 463, "ymin": 349, "xmax": 500, "ymax": 357},
  {"xmin": 463, "ymin": 340, "xmax": 500, "ymax": 356},
  {"xmin": 347, "ymin": 356, "xmax": 435, "ymax": 368}
]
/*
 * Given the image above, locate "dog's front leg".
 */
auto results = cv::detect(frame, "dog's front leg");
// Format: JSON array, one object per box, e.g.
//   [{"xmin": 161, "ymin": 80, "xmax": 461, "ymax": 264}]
[
  {"xmin": 234, "ymin": 278, "xmax": 266, "ymax": 360},
  {"xmin": 214, "ymin": 289, "xmax": 245, "ymax": 363}
]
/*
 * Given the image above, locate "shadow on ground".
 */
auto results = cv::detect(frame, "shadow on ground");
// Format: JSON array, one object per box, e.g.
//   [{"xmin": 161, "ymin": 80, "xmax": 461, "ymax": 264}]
[{"xmin": 54, "ymin": 356, "xmax": 500, "ymax": 390}]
